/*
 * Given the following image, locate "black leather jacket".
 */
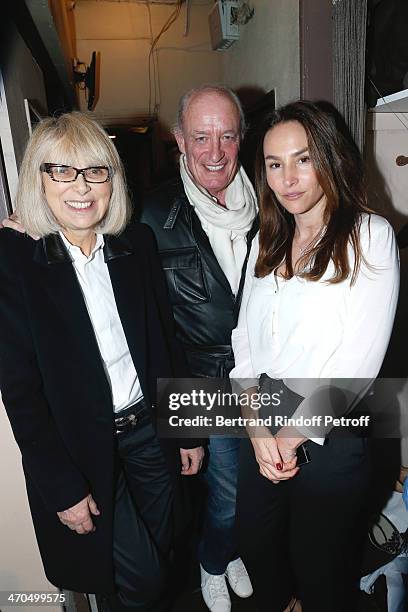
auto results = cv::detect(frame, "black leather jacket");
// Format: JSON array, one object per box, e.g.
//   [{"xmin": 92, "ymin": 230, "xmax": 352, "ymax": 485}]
[{"xmin": 140, "ymin": 178, "xmax": 258, "ymax": 378}]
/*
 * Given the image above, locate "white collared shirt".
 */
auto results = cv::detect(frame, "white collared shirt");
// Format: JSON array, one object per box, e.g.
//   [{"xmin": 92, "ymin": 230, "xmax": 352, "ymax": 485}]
[
  {"xmin": 230, "ymin": 214, "xmax": 400, "ymax": 443},
  {"xmin": 60, "ymin": 232, "xmax": 143, "ymax": 413}
]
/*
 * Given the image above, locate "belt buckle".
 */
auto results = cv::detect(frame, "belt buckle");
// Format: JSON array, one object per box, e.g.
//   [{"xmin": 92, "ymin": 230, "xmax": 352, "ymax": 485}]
[{"xmin": 115, "ymin": 412, "xmax": 138, "ymax": 435}]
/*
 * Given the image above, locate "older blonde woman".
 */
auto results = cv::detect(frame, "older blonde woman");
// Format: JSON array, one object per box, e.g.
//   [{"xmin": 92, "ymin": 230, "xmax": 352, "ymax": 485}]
[{"xmin": 0, "ymin": 112, "xmax": 203, "ymax": 612}]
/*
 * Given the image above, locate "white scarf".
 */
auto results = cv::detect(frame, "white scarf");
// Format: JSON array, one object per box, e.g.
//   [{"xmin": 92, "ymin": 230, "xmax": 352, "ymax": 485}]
[{"xmin": 180, "ymin": 155, "xmax": 257, "ymax": 295}]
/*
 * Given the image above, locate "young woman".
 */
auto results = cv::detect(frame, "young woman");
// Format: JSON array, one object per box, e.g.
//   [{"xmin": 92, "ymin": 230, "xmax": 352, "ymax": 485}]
[{"xmin": 230, "ymin": 101, "xmax": 400, "ymax": 612}]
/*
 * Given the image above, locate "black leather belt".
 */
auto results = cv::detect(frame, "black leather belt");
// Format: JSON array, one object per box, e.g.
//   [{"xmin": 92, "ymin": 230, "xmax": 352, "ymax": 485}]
[{"xmin": 114, "ymin": 397, "xmax": 147, "ymax": 435}]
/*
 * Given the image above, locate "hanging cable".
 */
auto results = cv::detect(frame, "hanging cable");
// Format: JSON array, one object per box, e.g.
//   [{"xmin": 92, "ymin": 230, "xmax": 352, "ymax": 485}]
[
  {"xmin": 146, "ymin": 1, "xmax": 155, "ymax": 117},
  {"xmin": 147, "ymin": 0, "xmax": 183, "ymax": 115}
]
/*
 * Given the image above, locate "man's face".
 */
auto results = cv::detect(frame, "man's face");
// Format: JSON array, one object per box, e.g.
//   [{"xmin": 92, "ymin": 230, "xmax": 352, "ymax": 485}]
[{"xmin": 175, "ymin": 92, "xmax": 241, "ymax": 203}]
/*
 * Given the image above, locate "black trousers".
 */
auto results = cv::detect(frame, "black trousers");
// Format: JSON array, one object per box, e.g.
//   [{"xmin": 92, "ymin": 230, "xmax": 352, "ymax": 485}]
[
  {"xmin": 110, "ymin": 407, "xmax": 174, "ymax": 612},
  {"xmin": 237, "ymin": 435, "xmax": 371, "ymax": 612}
]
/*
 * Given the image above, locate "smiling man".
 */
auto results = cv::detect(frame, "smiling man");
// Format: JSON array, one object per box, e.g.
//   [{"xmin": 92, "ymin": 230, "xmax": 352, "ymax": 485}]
[
  {"xmin": 174, "ymin": 90, "xmax": 240, "ymax": 205},
  {"xmin": 140, "ymin": 85, "xmax": 258, "ymax": 612}
]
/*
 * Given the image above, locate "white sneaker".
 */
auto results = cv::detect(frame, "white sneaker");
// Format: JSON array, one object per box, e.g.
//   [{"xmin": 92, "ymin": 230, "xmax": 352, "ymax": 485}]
[
  {"xmin": 225, "ymin": 557, "xmax": 253, "ymax": 598},
  {"xmin": 200, "ymin": 564, "xmax": 231, "ymax": 612}
]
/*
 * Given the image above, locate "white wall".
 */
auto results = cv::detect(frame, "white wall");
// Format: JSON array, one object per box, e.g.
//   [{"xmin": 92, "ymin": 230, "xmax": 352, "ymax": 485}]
[
  {"xmin": 366, "ymin": 111, "xmax": 408, "ymax": 229},
  {"xmin": 223, "ymin": 0, "xmax": 300, "ymax": 106},
  {"xmin": 366, "ymin": 111, "xmax": 408, "ymax": 466},
  {"xmin": 0, "ymin": 401, "xmax": 61, "ymax": 612},
  {"xmin": 74, "ymin": 1, "xmax": 301, "ymax": 129},
  {"xmin": 75, "ymin": 0, "xmax": 222, "ymax": 131}
]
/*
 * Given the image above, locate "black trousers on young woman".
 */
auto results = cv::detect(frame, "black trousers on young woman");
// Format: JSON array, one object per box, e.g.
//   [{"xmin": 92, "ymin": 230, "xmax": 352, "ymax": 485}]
[{"xmin": 236, "ymin": 424, "xmax": 371, "ymax": 612}]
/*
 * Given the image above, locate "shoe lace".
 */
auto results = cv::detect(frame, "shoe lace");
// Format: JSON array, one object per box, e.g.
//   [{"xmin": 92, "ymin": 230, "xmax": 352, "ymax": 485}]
[
  {"xmin": 209, "ymin": 575, "xmax": 229, "ymax": 599},
  {"xmin": 227, "ymin": 561, "xmax": 247, "ymax": 583}
]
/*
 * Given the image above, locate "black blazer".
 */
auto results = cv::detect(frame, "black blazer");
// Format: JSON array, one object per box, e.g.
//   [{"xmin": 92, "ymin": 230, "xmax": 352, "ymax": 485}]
[{"xmin": 0, "ymin": 223, "xmax": 194, "ymax": 592}]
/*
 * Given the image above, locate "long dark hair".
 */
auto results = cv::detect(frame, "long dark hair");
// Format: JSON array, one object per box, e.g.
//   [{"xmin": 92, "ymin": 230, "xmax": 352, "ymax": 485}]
[{"xmin": 254, "ymin": 100, "xmax": 372, "ymax": 283}]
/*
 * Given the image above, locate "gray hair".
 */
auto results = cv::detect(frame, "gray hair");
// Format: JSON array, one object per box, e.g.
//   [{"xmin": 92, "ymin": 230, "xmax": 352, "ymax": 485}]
[
  {"xmin": 16, "ymin": 111, "xmax": 131, "ymax": 237},
  {"xmin": 174, "ymin": 84, "xmax": 246, "ymax": 140}
]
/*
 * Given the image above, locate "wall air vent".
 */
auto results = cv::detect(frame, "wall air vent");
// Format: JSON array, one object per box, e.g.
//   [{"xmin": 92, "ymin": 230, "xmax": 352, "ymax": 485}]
[{"xmin": 208, "ymin": 1, "xmax": 240, "ymax": 51}]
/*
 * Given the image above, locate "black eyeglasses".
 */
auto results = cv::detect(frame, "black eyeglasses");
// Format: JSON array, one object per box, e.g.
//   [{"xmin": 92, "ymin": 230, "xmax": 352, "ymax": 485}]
[{"xmin": 40, "ymin": 163, "xmax": 112, "ymax": 183}]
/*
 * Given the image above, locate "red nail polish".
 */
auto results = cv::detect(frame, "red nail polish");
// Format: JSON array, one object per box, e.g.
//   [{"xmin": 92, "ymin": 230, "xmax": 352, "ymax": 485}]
[{"xmin": 276, "ymin": 463, "xmax": 282, "ymax": 471}]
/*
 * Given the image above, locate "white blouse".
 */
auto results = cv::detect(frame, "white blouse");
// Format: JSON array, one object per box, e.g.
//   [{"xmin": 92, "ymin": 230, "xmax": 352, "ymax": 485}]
[
  {"xmin": 60, "ymin": 232, "xmax": 143, "ymax": 413},
  {"xmin": 230, "ymin": 214, "xmax": 400, "ymax": 442}
]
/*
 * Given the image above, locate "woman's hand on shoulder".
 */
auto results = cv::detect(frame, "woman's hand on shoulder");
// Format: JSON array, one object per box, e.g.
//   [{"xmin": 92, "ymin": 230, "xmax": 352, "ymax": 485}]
[
  {"xmin": 0, "ymin": 212, "xmax": 39, "ymax": 239},
  {"xmin": 1, "ymin": 212, "xmax": 25, "ymax": 232}
]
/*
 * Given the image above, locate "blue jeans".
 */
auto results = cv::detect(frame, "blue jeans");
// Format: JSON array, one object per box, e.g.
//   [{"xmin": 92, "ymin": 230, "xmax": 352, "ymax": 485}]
[{"xmin": 198, "ymin": 436, "xmax": 240, "ymax": 575}]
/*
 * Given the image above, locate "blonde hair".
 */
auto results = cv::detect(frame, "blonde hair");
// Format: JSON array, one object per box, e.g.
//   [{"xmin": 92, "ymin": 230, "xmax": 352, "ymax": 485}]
[{"xmin": 16, "ymin": 112, "xmax": 131, "ymax": 236}]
